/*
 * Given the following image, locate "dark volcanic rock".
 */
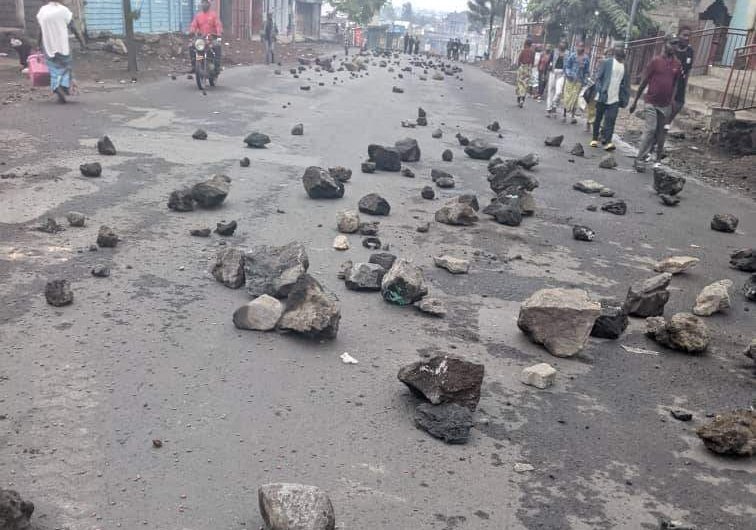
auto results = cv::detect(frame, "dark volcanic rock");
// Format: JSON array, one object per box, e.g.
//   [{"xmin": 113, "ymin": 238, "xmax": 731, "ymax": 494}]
[
  {"xmin": 659, "ymin": 194, "xmax": 680, "ymax": 206},
  {"xmin": 442, "ymin": 149, "xmax": 453, "ymax": 162},
  {"xmin": 91, "ymin": 265, "xmax": 110, "ymax": 277},
  {"xmin": 303, "ymin": 167, "xmax": 345, "ymax": 199},
  {"xmin": 362, "ymin": 236, "xmax": 382, "ymax": 249},
  {"xmin": 96, "ymin": 225, "xmax": 119, "ymax": 247},
  {"xmin": 369, "ymin": 252, "xmax": 397, "ymax": 270},
  {"xmin": 190, "ymin": 228, "xmax": 211, "ymax": 237},
  {"xmin": 381, "ymin": 259, "xmax": 428, "ymax": 305},
  {"xmin": 35, "ymin": 217, "xmax": 64, "ymax": 234},
  {"xmin": 291, "ymin": 123, "xmax": 304, "ymax": 136},
  {"xmin": 345, "ymin": 262, "xmax": 386, "ymax": 291},
  {"xmin": 416, "ymin": 116, "xmax": 428, "ymax": 126},
  {"xmin": 278, "ymin": 275, "xmax": 341, "ymax": 339},
  {"xmin": 599, "ymin": 154, "xmax": 617, "ymax": 169},
  {"xmin": 711, "ymin": 213, "xmax": 739, "ymax": 233},
  {"xmin": 401, "ymin": 167, "xmax": 415, "ymax": 178},
  {"xmin": 168, "ymin": 188, "xmax": 195, "ymax": 211},
  {"xmin": 458, "ymin": 194, "xmax": 480, "ymax": 211},
  {"xmin": 395, "ymin": 138, "xmax": 421, "ymax": 162},
  {"xmin": 625, "ymin": 273, "xmax": 672, "ymax": 317},
  {"xmin": 517, "ymin": 153, "xmax": 540, "ymax": 169},
  {"xmin": 488, "ymin": 165, "xmax": 538, "ymax": 194},
  {"xmin": 590, "ymin": 298, "xmax": 628, "ymax": 339},
  {"xmin": 730, "ymin": 248, "xmax": 756, "ymax": 272},
  {"xmin": 358, "ymin": 193, "xmax": 390, "ymax": 216},
  {"xmin": 361, "ymin": 161, "xmax": 376, "ymax": 173},
  {"xmin": 421, "ymin": 186, "xmax": 435, "ymax": 200},
  {"xmin": 192, "ymin": 128, "xmax": 207, "ymax": 140},
  {"xmin": 653, "ymin": 166, "xmax": 686, "ymax": 195},
  {"xmin": 483, "ymin": 196, "xmax": 522, "ymax": 226},
  {"xmin": 45, "ymin": 279, "xmax": 73, "ymax": 307},
  {"xmin": 97, "ymin": 135, "xmax": 116, "ymax": 155},
  {"xmin": 244, "ymin": 242, "xmax": 309, "ymax": 298},
  {"xmin": 392, "ymin": 86, "xmax": 404, "ymax": 93},
  {"xmin": 192, "ymin": 174, "xmax": 230, "ymax": 208},
  {"xmin": 601, "ymin": 200, "xmax": 627, "ymax": 215},
  {"xmin": 244, "ymin": 132, "xmax": 271, "ymax": 148},
  {"xmin": 432, "ymin": 128, "xmax": 443, "ymax": 139},
  {"xmin": 696, "ymin": 409, "xmax": 754, "ymax": 456},
  {"xmin": 572, "ymin": 225, "xmax": 595, "ymax": 241},
  {"xmin": 329, "ymin": 166, "xmax": 352, "ymax": 182},
  {"xmin": 456, "ymin": 133, "xmax": 470, "ymax": 146},
  {"xmin": 215, "ymin": 220, "xmax": 237, "ymax": 236},
  {"xmin": 369, "ymin": 145, "xmax": 402, "ymax": 171},
  {"xmin": 79, "ymin": 162, "xmax": 102, "ymax": 178},
  {"xmin": 358, "ymin": 221, "xmax": 380, "ymax": 236},
  {"xmin": 436, "ymin": 175, "xmax": 455, "ymax": 188},
  {"xmin": 415, "ymin": 403, "xmax": 474, "ymax": 444},
  {"xmin": 486, "ymin": 121, "xmax": 501, "ymax": 132},
  {"xmin": 431, "ymin": 169, "xmax": 452, "ymax": 182},
  {"xmin": 570, "ymin": 143, "xmax": 585, "ymax": 156},
  {"xmin": 239, "ymin": 157, "xmax": 250, "ymax": 167},
  {"xmin": 398, "ymin": 355, "xmax": 484, "ymax": 410},
  {"xmin": 544, "ymin": 135, "xmax": 564, "ymax": 147},
  {"xmin": 0, "ymin": 488, "xmax": 35, "ymax": 530},
  {"xmin": 464, "ymin": 139, "xmax": 498, "ymax": 160},
  {"xmin": 744, "ymin": 274, "xmax": 756, "ymax": 301}
]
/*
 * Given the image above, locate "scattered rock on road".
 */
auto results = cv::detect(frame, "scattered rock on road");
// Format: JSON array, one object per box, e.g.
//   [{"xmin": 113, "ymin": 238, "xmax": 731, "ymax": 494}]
[
  {"xmin": 625, "ymin": 273, "xmax": 672, "ymax": 317},
  {"xmin": 35, "ymin": 217, "xmax": 63, "ymax": 233},
  {"xmin": 598, "ymin": 154, "xmax": 617, "ymax": 169},
  {"xmin": 336, "ymin": 210, "xmax": 360, "ymax": 233},
  {"xmin": 601, "ymin": 200, "xmax": 627, "ymax": 215},
  {"xmin": 358, "ymin": 193, "xmax": 391, "ymax": 216},
  {"xmin": 653, "ymin": 166, "xmax": 686, "ymax": 195},
  {"xmin": 573, "ymin": 225, "xmax": 595, "ymax": 241},
  {"xmin": 659, "ymin": 194, "xmax": 680, "ymax": 206},
  {"xmin": 711, "ymin": 213, "xmax": 739, "ymax": 233},
  {"xmin": 434, "ymin": 255, "xmax": 470, "ymax": 274},
  {"xmin": 97, "ymin": 135, "xmax": 116, "ymax": 155},
  {"xmin": 570, "ymin": 143, "xmax": 584, "ymax": 156},
  {"xmin": 244, "ymin": 242, "xmax": 309, "ymax": 298},
  {"xmin": 258, "ymin": 483, "xmax": 335, "ymax": 530},
  {"xmin": 442, "ymin": 149, "xmax": 453, "ymax": 162},
  {"xmin": 168, "ymin": 188, "xmax": 195, "ymax": 211},
  {"xmin": 414, "ymin": 403, "xmax": 474, "ymax": 444},
  {"xmin": 345, "ymin": 262, "xmax": 386, "ymax": 291},
  {"xmin": 517, "ymin": 153, "xmax": 539, "ymax": 169},
  {"xmin": 645, "ymin": 312, "xmax": 711, "ymax": 353},
  {"xmin": 432, "ymin": 128, "xmax": 443, "ymax": 139},
  {"xmin": 521, "ymin": 363, "xmax": 557, "ymax": 389},
  {"xmin": 291, "ymin": 123, "xmax": 304, "ymax": 136},
  {"xmin": 66, "ymin": 212, "xmax": 85, "ymax": 227},
  {"xmin": 91, "ymin": 265, "xmax": 110, "ymax": 278},
  {"xmin": 381, "ymin": 259, "xmax": 428, "ymax": 305},
  {"xmin": 653, "ymin": 256, "xmax": 699, "ymax": 275},
  {"xmin": 80, "ymin": 162, "xmax": 102, "ymax": 178},
  {"xmin": 421, "ymin": 186, "xmax": 435, "ymax": 200},
  {"xmin": 244, "ymin": 132, "xmax": 271, "ymax": 148},
  {"xmin": 395, "ymin": 138, "xmax": 421, "ymax": 162},
  {"xmin": 303, "ymin": 167, "xmax": 345, "ymax": 199},
  {"xmin": 233, "ymin": 295, "xmax": 283, "ymax": 331},
  {"xmin": 0, "ymin": 488, "xmax": 34, "ymax": 530},
  {"xmin": 190, "ymin": 228, "xmax": 211, "ymax": 237},
  {"xmin": 361, "ymin": 161, "xmax": 376, "ymax": 174},
  {"xmin": 368, "ymin": 144, "xmax": 402, "ymax": 171},
  {"xmin": 730, "ymin": 248, "xmax": 756, "ymax": 272},
  {"xmin": 240, "ymin": 157, "xmax": 250, "ymax": 167},
  {"xmin": 744, "ymin": 274, "xmax": 756, "ymax": 301},
  {"xmin": 486, "ymin": 121, "xmax": 500, "ymax": 132},
  {"xmin": 45, "ymin": 279, "xmax": 73, "ymax": 307},
  {"xmin": 518, "ymin": 288, "xmax": 601, "ymax": 357},
  {"xmin": 192, "ymin": 174, "xmax": 230, "ymax": 208},
  {"xmin": 332, "ymin": 235, "xmax": 349, "ymax": 250},
  {"xmin": 215, "ymin": 220, "xmax": 237, "ymax": 236},
  {"xmin": 212, "ymin": 247, "xmax": 245, "ymax": 288},
  {"xmin": 544, "ymin": 135, "xmax": 564, "ymax": 147},
  {"xmin": 192, "ymin": 128, "xmax": 207, "ymax": 140},
  {"xmin": 278, "ymin": 275, "xmax": 341, "ymax": 339},
  {"xmin": 464, "ymin": 139, "xmax": 498, "ymax": 160},
  {"xmin": 696, "ymin": 409, "xmax": 754, "ymax": 457},
  {"xmin": 435, "ymin": 198, "xmax": 478, "ymax": 226},
  {"xmin": 590, "ymin": 298, "xmax": 628, "ymax": 339},
  {"xmin": 368, "ymin": 252, "xmax": 397, "ymax": 270},
  {"xmin": 693, "ymin": 279, "xmax": 732, "ymax": 316},
  {"xmin": 398, "ymin": 355, "xmax": 484, "ymax": 410},
  {"xmin": 96, "ymin": 225, "xmax": 119, "ymax": 247},
  {"xmin": 329, "ymin": 167, "xmax": 352, "ymax": 182},
  {"xmin": 573, "ymin": 179, "xmax": 605, "ymax": 194},
  {"xmin": 414, "ymin": 297, "xmax": 446, "ymax": 317}
]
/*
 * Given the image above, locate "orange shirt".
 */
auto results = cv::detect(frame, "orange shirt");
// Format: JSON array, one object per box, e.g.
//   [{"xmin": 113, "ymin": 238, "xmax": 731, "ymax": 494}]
[{"xmin": 189, "ymin": 11, "xmax": 223, "ymax": 35}]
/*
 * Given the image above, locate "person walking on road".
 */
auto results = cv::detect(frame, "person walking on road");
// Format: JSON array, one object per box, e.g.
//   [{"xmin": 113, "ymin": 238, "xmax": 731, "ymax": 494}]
[
  {"xmin": 263, "ymin": 12, "xmax": 278, "ymax": 65},
  {"xmin": 629, "ymin": 36, "xmax": 682, "ymax": 169},
  {"xmin": 516, "ymin": 39, "xmax": 535, "ymax": 108},
  {"xmin": 537, "ymin": 43, "xmax": 552, "ymax": 101},
  {"xmin": 562, "ymin": 41, "xmax": 590, "ymax": 124},
  {"xmin": 590, "ymin": 46, "xmax": 629, "ymax": 152},
  {"xmin": 36, "ymin": 0, "xmax": 85, "ymax": 104},
  {"xmin": 344, "ymin": 27, "xmax": 350, "ymax": 56},
  {"xmin": 545, "ymin": 40, "xmax": 567, "ymax": 117},
  {"xmin": 670, "ymin": 26, "xmax": 695, "ymax": 124},
  {"xmin": 403, "ymin": 33, "xmax": 410, "ymax": 54},
  {"xmin": 414, "ymin": 37, "xmax": 420, "ymax": 55}
]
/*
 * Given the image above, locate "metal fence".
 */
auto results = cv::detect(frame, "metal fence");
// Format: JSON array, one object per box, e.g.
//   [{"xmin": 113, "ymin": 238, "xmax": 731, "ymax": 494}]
[{"xmin": 722, "ymin": 44, "xmax": 756, "ymax": 111}]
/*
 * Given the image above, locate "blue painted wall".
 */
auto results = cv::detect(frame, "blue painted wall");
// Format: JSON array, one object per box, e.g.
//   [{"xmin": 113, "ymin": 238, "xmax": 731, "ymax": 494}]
[{"xmin": 85, "ymin": 0, "xmax": 194, "ymax": 35}]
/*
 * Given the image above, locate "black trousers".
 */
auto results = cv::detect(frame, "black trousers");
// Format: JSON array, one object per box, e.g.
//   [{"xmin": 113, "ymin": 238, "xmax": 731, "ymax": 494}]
[{"xmin": 593, "ymin": 102, "xmax": 619, "ymax": 143}]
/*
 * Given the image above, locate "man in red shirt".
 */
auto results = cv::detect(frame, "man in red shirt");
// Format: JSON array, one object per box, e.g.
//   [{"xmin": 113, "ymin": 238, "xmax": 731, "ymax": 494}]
[
  {"xmin": 188, "ymin": 0, "xmax": 223, "ymax": 73},
  {"xmin": 629, "ymin": 36, "xmax": 682, "ymax": 169}
]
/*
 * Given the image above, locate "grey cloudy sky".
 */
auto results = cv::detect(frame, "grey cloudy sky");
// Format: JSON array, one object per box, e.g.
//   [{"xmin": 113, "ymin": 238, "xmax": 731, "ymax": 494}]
[{"xmin": 392, "ymin": 0, "xmax": 469, "ymax": 13}]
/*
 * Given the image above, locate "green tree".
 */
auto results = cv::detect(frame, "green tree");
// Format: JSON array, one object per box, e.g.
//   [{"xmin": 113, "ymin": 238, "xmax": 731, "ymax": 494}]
[
  {"xmin": 466, "ymin": 0, "xmax": 507, "ymax": 55},
  {"xmin": 331, "ymin": 0, "xmax": 389, "ymax": 26}
]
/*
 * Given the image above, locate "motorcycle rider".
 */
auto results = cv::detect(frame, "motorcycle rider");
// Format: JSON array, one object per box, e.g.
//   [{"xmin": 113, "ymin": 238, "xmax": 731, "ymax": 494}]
[{"xmin": 188, "ymin": 0, "xmax": 223, "ymax": 74}]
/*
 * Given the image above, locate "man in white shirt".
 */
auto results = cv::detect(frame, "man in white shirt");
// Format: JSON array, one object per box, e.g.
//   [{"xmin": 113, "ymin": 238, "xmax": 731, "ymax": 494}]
[
  {"xmin": 36, "ymin": 1, "xmax": 85, "ymax": 103},
  {"xmin": 590, "ymin": 46, "xmax": 630, "ymax": 152}
]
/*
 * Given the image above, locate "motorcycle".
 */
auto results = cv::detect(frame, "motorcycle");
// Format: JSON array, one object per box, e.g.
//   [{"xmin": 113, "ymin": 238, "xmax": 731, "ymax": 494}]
[{"xmin": 192, "ymin": 34, "xmax": 221, "ymax": 91}]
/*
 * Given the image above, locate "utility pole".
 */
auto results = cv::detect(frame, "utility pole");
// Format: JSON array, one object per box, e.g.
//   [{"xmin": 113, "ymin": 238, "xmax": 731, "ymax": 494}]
[
  {"xmin": 624, "ymin": 0, "xmax": 641, "ymax": 49},
  {"xmin": 123, "ymin": 0, "xmax": 138, "ymax": 75}
]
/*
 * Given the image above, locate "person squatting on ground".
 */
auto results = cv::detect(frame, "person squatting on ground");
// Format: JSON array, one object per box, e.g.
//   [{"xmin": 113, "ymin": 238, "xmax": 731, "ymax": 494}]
[
  {"xmin": 516, "ymin": 39, "xmax": 535, "ymax": 108},
  {"xmin": 545, "ymin": 40, "xmax": 567, "ymax": 117},
  {"xmin": 591, "ymin": 46, "xmax": 629, "ymax": 152},
  {"xmin": 36, "ymin": 0, "xmax": 85, "ymax": 104},
  {"xmin": 562, "ymin": 41, "xmax": 590, "ymax": 124},
  {"xmin": 629, "ymin": 36, "xmax": 682, "ymax": 170},
  {"xmin": 189, "ymin": 0, "xmax": 223, "ymax": 71}
]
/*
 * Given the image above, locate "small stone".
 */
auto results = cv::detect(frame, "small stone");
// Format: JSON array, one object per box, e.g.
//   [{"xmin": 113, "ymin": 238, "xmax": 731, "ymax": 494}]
[
  {"xmin": 572, "ymin": 225, "xmax": 595, "ymax": 241},
  {"xmin": 258, "ymin": 483, "xmax": 335, "ymax": 530},
  {"xmin": 215, "ymin": 220, "xmax": 237, "ymax": 236},
  {"xmin": 35, "ymin": 217, "xmax": 64, "ymax": 233},
  {"xmin": 361, "ymin": 161, "xmax": 376, "ymax": 173},
  {"xmin": 599, "ymin": 154, "xmax": 617, "ymax": 169},
  {"xmin": 91, "ymin": 265, "xmax": 110, "ymax": 278},
  {"xmin": 442, "ymin": 149, "xmax": 453, "ymax": 162},
  {"xmin": 358, "ymin": 193, "xmax": 390, "ymax": 216},
  {"xmin": 744, "ymin": 274, "xmax": 756, "ymax": 301},
  {"xmin": 464, "ymin": 138, "xmax": 498, "ymax": 160},
  {"xmin": 625, "ymin": 273, "xmax": 672, "ymax": 317},
  {"xmin": 570, "ymin": 143, "xmax": 584, "ymax": 156},
  {"xmin": 730, "ymin": 248, "xmax": 756, "ymax": 272},
  {"xmin": 244, "ymin": 132, "xmax": 271, "ymax": 148},
  {"xmin": 368, "ymin": 252, "xmax": 397, "ymax": 270},
  {"xmin": 544, "ymin": 135, "xmax": 564, "ymax": 147},
  {"xmin": 693, "ymin": 279, "xmax": 732, "ymax": 316},
  {"xmin": 436, "ymin": 175, "xmax": 455, "ymax": 188},
  {"xmin": 80, "ymin": 162, "xmax": 102, "ymax": 177},
  {"xmin": 66, "ymin": 212, "xmax": 86, "ymax": 227},
  {"xmin": 362, "ymin": 236, "xmax": 381, "ymax": 250},
  {"xmin": 670, "ymin": 409, "xmax": 693, "ymax": 422},
  {"xmin": 573, "ymin": 179, "xmax": 605, "ymax": 194},
  {"xmin": 345, "ymin": 262, "xmax": 385, "ymax": 291},
  {"xmin": 192, "ymin": 128, "xmax": 207, "ymax": 140},
  {"xmin": 336, "ymin": 210, "xmax": 360, "ymax": 234},
  {"xmin": 417, "ymin": 223, "xmax": 430, "ymax": 233},
  {"xmin": 414, "ymin": 297, "xmax": 446, "ymax": 317},
  {"xmin": 152, "ymin": 439, "xmax": 163, "ymax": 448},
  {"xmin": 328, "ymin": 167, "xmax": 352, "ymax": 182},
  {"xmin": 601, "ymin": 200, "xmax": 627, "ymax": 215},
  {"xmin": 358, "ymin": 221, "xmax": 379, "ymax": 236},
  {"xmin": 303, "ymin": 166, "xmax": 345, "ymax": 199},
  {"xmin": 97, "ymin": 135, "xmax": 117, "ymax": 155},
  {"xmin": 434, "ymin": 255, "xmax": 470, "ymax": 274},
  {"xmin": 291, "ymin": 123, "xmax": 304, "ymax": 135},
  {"xmin": 45, "ymin": 279, "xmax": 73, "ymax": 306},
  {"xmin": 591, "ymin": 298, "xmax": 628, "ymax": 339},
  {"xmin": 398, "ymin": 355, "xmax": 484, "ymax": 410},
  {"xmin": 97, "ymin": 225, "xmax": 119, "ymax": 247},
  {"xmin": 421, "ymin": 186, "xmax": 435, "ymax": 200},
  {"xmin": 414, "ymin": 403, "xmax": 474, "ymax": 444},
  {"xmin": 513, "ymin": 463, "xmax": 535, "ymax": 473},
  {"xmin": 517, "ymin": 153, "xmax": 539, "ymax": 169},
  {"xmin": 190, "ymin": 228, "xmax": 211, "ymax": 237},
  {"xmin": 521, "ymin": 363, "xmax": 557, "ymax": 389},
  {"xmin": 653, "ymin": 166, "xmax": 686, "ymax": 195},
  {"xmin": 168, "ymin": 188, "xmax": 195, "ymax": 211},
  {"xmin": 586, "ymin": 205, "xmax": 598, "ymax": 212},
  {"xmin": 599, "ymin": 188, "xmax": 615, "ymax": 197},
  {"xmin": 432, "ymin": 128, "xmax": 443, "ymax": 139},
  {"xmin": 435, "ymin": 198, "xmax": 478, "ymax": 226},
  {"xmin": 659, "ymin": 194, "xmax": 680, "ymax": 206},
  {"xmin": 392, "ymin": 86, "xmax": 404, "ymax": 93},
  {"xmin": 192, "ymin": 174, "xmax": 231, "ymax": 208},
  {"xmin": 368, "ymin": 144, "xmax": 402, "ymax": 171},
  {"xmin": 337, "ymin": 260, "xmax": 352, "ymax": 280},
  {"xmin": 696, "ymin": 409, "xmax": 754, "ymax": 457},
  {"xmin": 653, "ymin": 256, "xmax": 699, "ymax": 275},
  {"xmin": 401, "ymin": 167, "xmax": 415, "ymax": 178},
  {"xmin": 233, "ymin": 295, "xmax": 283, "ymax": 331},
  {"xmin": 381, "ymin": 259, "xmax": 428, "ymax": 305},
  {"xmin": 333, "ymin": 235, "xmax": 349, "ymax": 250},
  {"xmin": 486, "ymin": 121, "xmax": 501, "ymax": 132},
  {"xmin": 240, "ymin": 157, "xmax": 251, "ymax": 167},
  {"xmin": 711, "ymin": 213, "xmax": 739, "ymax": 233}
]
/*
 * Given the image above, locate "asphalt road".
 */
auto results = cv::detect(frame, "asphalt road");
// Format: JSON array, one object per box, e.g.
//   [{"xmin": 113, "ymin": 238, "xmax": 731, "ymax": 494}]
[{"xmin": 0, "ymin": 52, "xmax": 754, "ymax": 530}]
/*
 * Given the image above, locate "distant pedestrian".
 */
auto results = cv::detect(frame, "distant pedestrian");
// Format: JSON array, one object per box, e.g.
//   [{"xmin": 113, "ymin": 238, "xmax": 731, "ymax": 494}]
[
  {"xmin": 537, "ymin": 43, "xmax": 552, "ymax": 100},
  {"xmin": 545, "ymin": 40, "xmax": 567, "ymax": 117},
  {"xmin": 562, "ymin": 41, "xmax": 590, "ymax": 123},
  {"xmin": 516, "ymin": 39, "xmax": 535, "ymax": 108},
  {"xmin": 629, "ymin": 36, "xmax": 682, "ymax": 169},
  {"xmin": 531, "ymin": 45, "xmax": 542, "ymax": 96},
  {"xmin": 263, "ymin": 12, "xmax": 278, "ymax": 65},
  {"xmin": 414, "ymin": 37, "xmax": 420, "ymax": 55},
  {"xmin": 590, "ymin": 46, "xmax": 629, "ymax": 152},
  {"xmin": 408, "ymin": 36, "xmax": 415, "ymax": 55},
  {"xmin": 36, "ymin": 0, "xmax": 85, "ymax": 103},
  {"xmin": 403, "ymin": 33, "xmax": 410, "ymax": 54},
  {"xmin": 463, "ymin": 39, "xmax": 470, "ymax": 61},
  {"xmin": 344, "ymin": 29, "xmax": 349, "ymax": 56},
  {"xmin": 447, "ymin": 39, "xmax": 452, "ymax": 60}
]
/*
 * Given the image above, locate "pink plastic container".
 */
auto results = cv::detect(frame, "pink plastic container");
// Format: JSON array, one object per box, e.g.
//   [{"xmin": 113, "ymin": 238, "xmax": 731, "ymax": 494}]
[{"xmin": 27, "ymin": 53, "xmax": 50, "ymax": 87}]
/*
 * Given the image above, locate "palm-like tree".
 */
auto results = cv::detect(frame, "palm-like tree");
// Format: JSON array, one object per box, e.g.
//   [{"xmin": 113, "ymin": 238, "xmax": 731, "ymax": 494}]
[{"xmin": 467, "ymin": 0, "xmax": 508, "ymax": 57}]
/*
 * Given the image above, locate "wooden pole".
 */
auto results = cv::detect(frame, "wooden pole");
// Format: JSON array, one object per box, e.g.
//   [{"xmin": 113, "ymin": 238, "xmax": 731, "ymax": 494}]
[{"xmin": 123, "ymin": 0, "xmax": 138, "ymax": 75}]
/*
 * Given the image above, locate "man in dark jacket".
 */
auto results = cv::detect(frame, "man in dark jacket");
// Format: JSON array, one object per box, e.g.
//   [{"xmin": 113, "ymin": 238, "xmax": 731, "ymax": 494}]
[{"xmin": 590, "ymin": 46, "xmax": 630, "ymax": 152}]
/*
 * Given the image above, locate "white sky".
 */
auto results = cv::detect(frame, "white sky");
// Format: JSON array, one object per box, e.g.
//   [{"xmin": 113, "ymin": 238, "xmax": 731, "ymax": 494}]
[{"xmin": 392, "ymin": 0, "xmax": 469, "ymax": 13}]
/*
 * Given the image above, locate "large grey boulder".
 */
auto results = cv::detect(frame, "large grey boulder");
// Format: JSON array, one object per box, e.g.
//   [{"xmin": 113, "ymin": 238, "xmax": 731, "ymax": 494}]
[
  {"xmin": 625, "ymin": 273, "xmax": 672, "ymax": 317},
  {"xmin": 211, "ymin": 247, "xmax": 245, "ymax": 289},
  {"xmin": 730, "ymin": 248, "xmax": 756, "ymax": 272},
  {"xmin": 303, "ymin": 167, "xmax": 345, "ymax": 199},
  {"xmin": 168, "ymin": 188, "xmax": 195, "ymax": 211},
  {"xmin": 517, "ymin": 288, "xmax": 601, "ymax": 357},
  {"xmin": 358, "ymin": 193, "xmax": 390, "ymax": 216},
  {"xmin": 244, "ymin": 242, "xmax": 309, "ymax": 298},
  {"xmin": 368, "ymin": 144, "xmax": 402, "ymax": 171},
  {"xmin": 645, "ymin": 313, "xmax": 711, "ymax": 353},
  {"xmin": 278, "ymin": 275, "xmax": 341, "ymax": 339},
  {"xmin": 258, "ymin": 483, "xmax": 335, "ymax": 530},
  {"xmin": 192, "ymin": 174, "xmax": 231, "ymax": 208},
  {"xmin": 435, "ymin": 198, "xmax": 478, "ymax": 226},
  {"xmin": 381, "ymin": 259, "xmax": 428, "ymax": 305},
  {"xmin": 414, "ymin": 403, "xmax": 474, "ymax": 444},
  {"xmin": 233, "ymin": 295, "xmax": 283, "ymax": 331},
  {"xmin": 345, "ymin": 262, "xmax": 385, "ymax": 291},
  {"xmin": 464, "ymin": 139, "xmax": 498, "ymax": 160},
  {"xmin": 398, "ymin": 355, "xmax": 484, "ymax": 410},
  {"xmin": 395, "ymin": 138, "xmax": 421, "ymax": 162},
  {"xmin": 653, "ymin": 166, "xmax": 686, "ymax": 195},
  {"xmin": 0, "ymin": 488, "xmax": 34, "ymax": 530},
  {"xmin": 696, "ymin": 410, "xmax": 755, "ymax": 457}
]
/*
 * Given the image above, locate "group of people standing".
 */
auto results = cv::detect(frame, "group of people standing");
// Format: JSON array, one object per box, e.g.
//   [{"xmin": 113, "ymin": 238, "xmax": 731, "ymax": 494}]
[
  {"xmin": 515, "ymin": 30, "xmax": 694, "ymax": 168},
  {"xmin": 402, "ymin": 34, "xmax": 421, "ymax": 55},
  {"xmin": 446, "ymin": 39, "xmax": 470, "ymax": 61}
]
